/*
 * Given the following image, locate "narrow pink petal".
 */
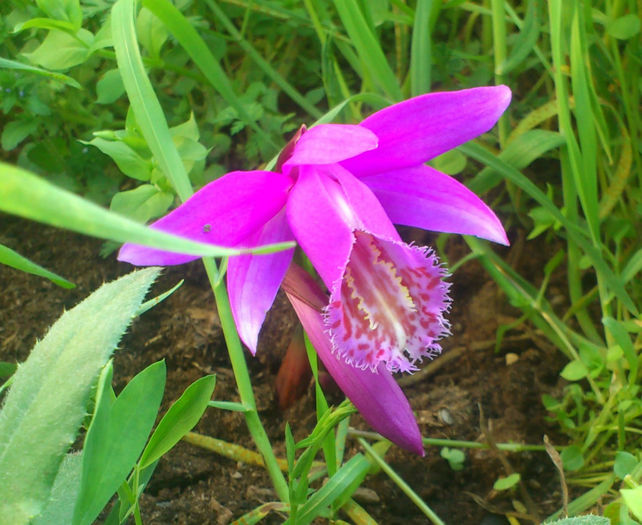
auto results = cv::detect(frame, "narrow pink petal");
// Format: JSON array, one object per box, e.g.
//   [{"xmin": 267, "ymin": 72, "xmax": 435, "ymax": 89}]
[
  {"xmin": 286, "ymin": 165, "xmax": 399, "ymax": 289},
  {"xmin": 342, "ymin": 85, "xmax": 512, "ymax": 176},
  {"xmin": 361, "ymin": 165, "xmax": 509, "ymax": 245},
  {"xmin": 282, "ymin": 124, "xmax": 378, "ymax": 173},
  {"xmin": 283, "ymin": 265, "xmax": 424, "ymax": 455},
  {"xmin": 228, "ymin": 210, "xmax": 295, "ymax": 354},
  {"xmin": 118, "ymin": 170, "xmax": 293, "ymax": 265}
]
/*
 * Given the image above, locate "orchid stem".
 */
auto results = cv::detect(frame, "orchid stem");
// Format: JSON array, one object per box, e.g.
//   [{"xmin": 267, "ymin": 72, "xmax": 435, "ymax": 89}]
[{"xmin": 201, "ymin": 257, "xmax": 290, "ymax": 503}]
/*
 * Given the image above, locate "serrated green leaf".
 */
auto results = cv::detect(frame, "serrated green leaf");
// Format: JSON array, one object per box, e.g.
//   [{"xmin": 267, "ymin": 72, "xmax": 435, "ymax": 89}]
[
  {"xmin": 0, "ymin": 268, "xmax": 160, "ymax": 523},
  {"xmin": 32, "ymin": 453, "xmax": 83, "ymax": 525},
  {"xmin": 138, "ymin": 375, "xmax": 215, "ymax": 469},
  {"xmin": 547, "ymin": 516, "xmax": 610, "ymax": 525}
]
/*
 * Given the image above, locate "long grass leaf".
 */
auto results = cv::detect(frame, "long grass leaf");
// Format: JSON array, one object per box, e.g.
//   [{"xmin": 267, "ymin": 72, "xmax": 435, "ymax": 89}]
[
  {"xmin": 142, "ymin": 0, "xmax": 285, "ymax": 140},
  {"xmin": 112, "ymin": 0, "xmax": 192, "ymax": 201},
  {"xmin": 459, "ymin": 143, "xmax": 636, "ymax": 314},
  {"xmin": 0, "ymin": 163, "xmax": 291, "ymax": 258},
  {"xmin": 333, "ymin": 0, "xmax": 402, "ymax": 100},
  {"xmin": 0, "ymin": 243, "xmax": 74, "ymax": 289}
]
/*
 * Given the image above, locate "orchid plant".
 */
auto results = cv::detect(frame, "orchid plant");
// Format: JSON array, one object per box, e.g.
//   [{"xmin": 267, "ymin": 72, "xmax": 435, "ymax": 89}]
[{"xmin": 119, "ymin": 86, "xmax": 511, "ymax": 455}]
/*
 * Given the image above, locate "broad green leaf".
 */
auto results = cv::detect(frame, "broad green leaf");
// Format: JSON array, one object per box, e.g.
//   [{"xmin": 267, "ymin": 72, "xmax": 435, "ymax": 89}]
[
  {"xmin": 613, "ymin": 451, "xmax": 638, "ymax": 479},
  {"xmin": 493, "ymin": 473, "xmax": 521, "ymax": 491},
  {"xmin": 0, "ymin": 57, "xmax": 81, "ymax": 88},
  {"xmin": 110, "ymin": 185, "xmax": 174, "ymax": 223},
  {"xmin": 0, "ymin": 243, "xmax": 74, "ymax": 289},
  {"xmin": 560, "ymin": 445, "xmax": 584, "ymax": 471},
  {"xmin": 23, "ymin": 29, "xmax": 93, "ymax": 71},
  {"xmin": 137, "ymin": 6, "xmax": 168, "ymax": 58},
  {"xmin": 32, "ymin": 453, "xmax": 83, "ymax": 525},
  {"xmin": 1, "ymin": 119, "xmax": 39, "ymax": 151},
  {"xmin": 0, "ymin": 162, "xmax": 293, "ymax": 258},
  {"xmin": 560, "ymin": 360, "xmax": 589, "ymax": 381},
  {"xmin": 74, "ymin": 361, "xmax": 166, "ymax": 525},
  {"xmin": 36, "ymin": 0, "xmax": 83, "ymax": 28},
  {"xmin": 621, "ymin": 486, "xmax": 642, "ymax": 520},
  {"xmin": 607, "ymin": 14, "xmax": 641, "ymax": 40},
  {"xmin": 96, "ymin": 69, "xmax": 125, "ymax": 104},
  {"xmin": 138, "ymin": 374, "xmax": 216, "ymax": 469},
  {"xmin": 85, "ymin": 137, "xmax": 152, "ymax": 181},
  {"xmin": 0, "ymin": 268, "xmax": 160, "ymax": 523}
]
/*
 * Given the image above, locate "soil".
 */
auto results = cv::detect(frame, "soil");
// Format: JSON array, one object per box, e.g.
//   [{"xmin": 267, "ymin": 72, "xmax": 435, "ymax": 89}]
[{"xmin": 0, "ymin": 214, "xmax": 569, "ymax": 524}]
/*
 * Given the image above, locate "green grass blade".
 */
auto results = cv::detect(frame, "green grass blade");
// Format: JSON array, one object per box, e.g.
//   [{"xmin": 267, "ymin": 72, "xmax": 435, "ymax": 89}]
[
  {"xmin": 333, "ymin": 0, "xmax": 402, "ymax": 100},
  {"xmin": 0, "ymin": 243, "xmax": 74, "ymax": 289},
  {"xmin": 295, "ymin": 453, "xmax": 371, "ymax": 525},
  {"xmin": 202, "ymin": 0, "xmax": 322, "ymax": 120},
  {"xmin": 459, "ymin": 142, "xmax": 636, "ymax": 315},
  {"xmin": 112, "ymin": 0, "xmax": 193, "ymax": 201},
  {"xmin": 138, "ymin": 375, "xmax": 216, "ymax": 469},
  {"xmin": 357, "ymin": 438, "xmax": 445, "ymax": 525},
  {"xmin": 0, "ymin": 57, "xmax": 82, "ymax": 88},
  {"xmin": 141, "ymin": 0, "xmax": 280, "ymax": 143},
  {"xmin": 410, "ymin": 0, "xmax": 436, "ymax": 96},
  {"xmin": 0, "ymin": 268, "xmax": 160, "ymax": 523},
  {"xmin": 73, "ymin": 361, "xmax": 166, "ymax": 525},
  {"xmin": 0, "ymin": 163, "xmax": 292, "ymax": 258}
]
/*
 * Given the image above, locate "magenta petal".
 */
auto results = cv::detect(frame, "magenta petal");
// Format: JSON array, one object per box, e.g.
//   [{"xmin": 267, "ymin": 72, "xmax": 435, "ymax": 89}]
[
  {"xmin": 282, "ymin": 124, "xmax": 378, "ymax": 172},
  {"xmin": 118, "ymin": 170, "xmax": 293, "ymax": 265},
  {"xmin": 283, "ymin": 265, "xmax": 424, "ymax": 455},
  {"xmin": 362, "ymin": 165, "xmax": 509, "ymax": 245},
  {"xmin": 286, "ymin": 166, "xmax": 399, "ymax": 289},
  {"xmin": 342, "ymin": 86, "xmax": 512, "ymax": 177},
  {"xmin": 228, "ymin": 210, "xmax": 295, "ymax": 354}
]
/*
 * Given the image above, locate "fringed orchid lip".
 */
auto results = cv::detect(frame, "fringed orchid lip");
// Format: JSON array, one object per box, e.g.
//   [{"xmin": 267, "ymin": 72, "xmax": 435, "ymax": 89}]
[{"xmin": 325, "ymin": 231, "xmax": 450, "ymax": 373}]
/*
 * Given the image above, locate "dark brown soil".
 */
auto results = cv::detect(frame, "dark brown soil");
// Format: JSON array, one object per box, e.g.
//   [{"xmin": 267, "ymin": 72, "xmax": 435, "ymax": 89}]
[{"xmin": 0, "ymin": 214, "xmax": 568, "ymax": 524}]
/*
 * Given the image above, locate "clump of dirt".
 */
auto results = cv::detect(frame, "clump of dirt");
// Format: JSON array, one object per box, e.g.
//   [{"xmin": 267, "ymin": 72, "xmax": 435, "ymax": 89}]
[{"xmin": 0, "ymin": 214, "xmax": 567, "ymax": 523}]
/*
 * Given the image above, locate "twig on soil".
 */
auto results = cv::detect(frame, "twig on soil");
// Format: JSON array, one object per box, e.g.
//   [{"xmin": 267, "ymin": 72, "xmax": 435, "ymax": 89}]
[{"xmin": 398, "ymin": 333, "xmax": 533, "ymax": 387}]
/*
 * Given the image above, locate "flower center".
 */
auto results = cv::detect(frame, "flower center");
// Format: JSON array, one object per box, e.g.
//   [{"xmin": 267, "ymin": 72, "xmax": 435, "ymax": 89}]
[{"xmin": 326, "ymin": 231, "xmax": 449, "ymax": 373}]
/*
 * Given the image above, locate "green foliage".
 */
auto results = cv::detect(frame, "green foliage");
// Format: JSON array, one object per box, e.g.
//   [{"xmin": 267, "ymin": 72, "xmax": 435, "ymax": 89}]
[
  {"xmin": 1, "ymin": 0, "xmax": 641, "ymax": 522},
  {"xmin": 0, "ymin": 268, "xmax": 160, "ymax": 523}
]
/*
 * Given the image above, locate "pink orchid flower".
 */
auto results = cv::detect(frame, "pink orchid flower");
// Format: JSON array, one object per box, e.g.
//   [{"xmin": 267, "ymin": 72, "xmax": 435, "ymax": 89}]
[{"xmin": 119, "ymin": 86, "xmax": 511, "ymax": 453}]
